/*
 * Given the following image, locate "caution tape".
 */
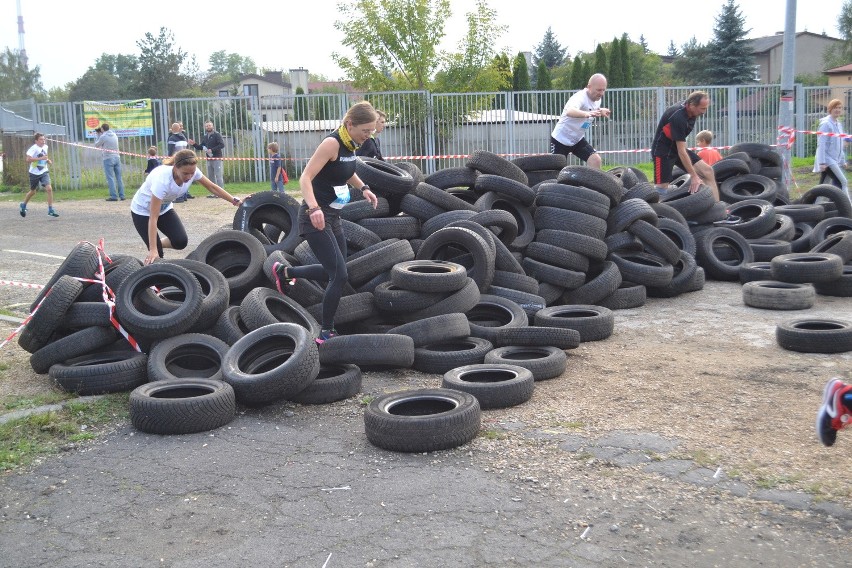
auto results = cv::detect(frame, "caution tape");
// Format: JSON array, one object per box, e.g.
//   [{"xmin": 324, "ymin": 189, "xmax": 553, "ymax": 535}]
[{"xmin": 0, "ymin": 239, "xmax": 141, "ymax": 353}]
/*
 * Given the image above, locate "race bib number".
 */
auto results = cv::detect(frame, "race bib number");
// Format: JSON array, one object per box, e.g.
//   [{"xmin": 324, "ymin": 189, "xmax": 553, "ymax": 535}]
[{"xmin": 330, "ymin": 185, "xmax": 350, "ymax": 209}]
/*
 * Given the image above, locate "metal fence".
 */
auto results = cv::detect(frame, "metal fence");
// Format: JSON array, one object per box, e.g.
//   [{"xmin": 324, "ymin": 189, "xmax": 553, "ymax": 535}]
[{"xmin": 1, "ymin": 83, "xmax": 848, "ymax": 191}]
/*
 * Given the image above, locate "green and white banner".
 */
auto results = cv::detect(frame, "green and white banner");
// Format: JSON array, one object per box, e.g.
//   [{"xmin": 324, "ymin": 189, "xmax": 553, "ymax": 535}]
[{"xmin": 84, "ymin": 99, "xmax": 154, "ymax": 138}]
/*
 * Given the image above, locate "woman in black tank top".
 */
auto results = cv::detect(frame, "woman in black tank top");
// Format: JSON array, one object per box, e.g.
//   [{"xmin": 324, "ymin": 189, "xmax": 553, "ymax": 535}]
[{"xmin": 273, "ymin": 101, "xmax": 379, "ymax": 344}]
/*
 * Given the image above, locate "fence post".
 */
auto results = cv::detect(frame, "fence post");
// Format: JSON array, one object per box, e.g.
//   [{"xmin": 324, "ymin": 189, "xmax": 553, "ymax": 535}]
[
  {"xmin": 505, "ymin": 92, "xmax": 515, "ymax": 159},
  {"xmin": 425, "ymin": 92, "xmax": 437, "ymax": 175},
  {"xmin": 794, "ymin": 83, "xmax": 805, "ymax": 158},
  {"xmin": 727, "ymin": 86, "xmax": 738, "ymax": 149}
]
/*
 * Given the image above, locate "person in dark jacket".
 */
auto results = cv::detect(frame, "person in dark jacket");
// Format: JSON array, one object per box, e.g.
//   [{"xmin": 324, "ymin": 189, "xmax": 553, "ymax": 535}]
[
  {"xmin": 190, "ymin": 121, "xmax": 226, "ymax": 190},
  {"xmin": 356, "ymin": 109, "xmax": 386, "ymax": 161}
]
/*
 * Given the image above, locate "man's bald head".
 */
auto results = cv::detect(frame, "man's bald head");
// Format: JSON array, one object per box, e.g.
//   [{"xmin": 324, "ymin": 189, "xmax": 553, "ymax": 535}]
[{"xmin": 587, "ymin": 74, "xmax": 607, "ymax": 101}]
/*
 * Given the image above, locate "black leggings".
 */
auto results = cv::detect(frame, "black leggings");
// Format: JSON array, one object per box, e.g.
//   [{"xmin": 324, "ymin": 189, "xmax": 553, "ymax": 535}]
[
  {"xmin": 289, "ymin": 215, "xmax": 348, "ymax": 329},
  {"xmin": 131, "ymin": 209, "xmax": 188, "ymax": 257}
]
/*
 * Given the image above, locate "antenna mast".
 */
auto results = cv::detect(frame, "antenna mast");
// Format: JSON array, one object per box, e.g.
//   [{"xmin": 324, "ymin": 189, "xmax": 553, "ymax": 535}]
[{"xmin": 17, "ymin": 0, "xmax": 28, "ymax": 67}]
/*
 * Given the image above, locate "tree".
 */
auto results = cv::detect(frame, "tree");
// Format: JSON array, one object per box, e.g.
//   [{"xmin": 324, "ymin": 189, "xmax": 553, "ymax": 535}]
[
  {"xmin": 704, "ymin": 0, "xmax": 755, "ymax": 84},
  {"xmin": 621, "ymin": 34, "xmax": 634, "ymax": 88},
  {"xmin": 594, "ymin": 45, "xmax": 608, "ymax": 77},
  {"xmin": 491, "ymin": 53, "xmax": 513, "ymax": 91},
  {"xmin": 533, "ymin": 27, "xmax": 568, "ymax": 69},
  {"xmin": 333, "ymin": 0, "xmax": 451, "ymax": 91},
  {"xmin": 432, "ymin": 0, "xmax": 508, "ymax": 93},
  {"xmin": 293, "ymin": 86, "xmax": 309, "ymax": 120},
  {"xmin": 608, "ymin": 37, "xmax": 624, "ymax": 87},
  {"xmin": 672, "ymin": 37, "xmax": 711, "ymax": 85},
  {"xmin": 135, "ymin": 27, "xmax": 193, "ymax": 98},
  {"xmin": 68, "ymin": 68, "xmax": 123, "ymax": 102},
  {"xmin": 569, "ymin": 55, "xmax": 585, "ymax": 90},
  {"xmin": 667, "ymin": 41, "xmax": 679, "ymax": 57},
  {"xmin": 535, "ymin": 60, "xmax": 552, "ymax": 90},
  {"xmin": 0, "ymin": 48, "xmax": 44, "ymax": 101},
  {"xmin": 207, "ymin": 51, "xmax": 257, "ymax": 90},
  {"xmin": 824, "ymin": 0, "xmax": 852, "ymax": 68},
  {"xmin": 639, "ymin": 35, "xmax": 649, "ymax": 54},
  {"xmin": 512, "ymin": 52, "xmax": 530, "ymax": 91}
]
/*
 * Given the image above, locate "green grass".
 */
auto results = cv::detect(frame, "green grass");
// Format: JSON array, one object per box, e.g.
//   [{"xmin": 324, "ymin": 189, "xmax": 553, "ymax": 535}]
[
  {"xmin": 2, "ymin": 392, "xmax": 75, "ymax": 411},
  {"xmin": 0, "ymin": 393, "xmax": 129, "ymax": 471}
]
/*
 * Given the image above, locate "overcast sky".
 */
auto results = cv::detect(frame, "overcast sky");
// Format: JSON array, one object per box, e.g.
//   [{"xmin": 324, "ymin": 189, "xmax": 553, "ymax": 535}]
[{"xmin": 3, "ymin": 0, "xmax": 846, "ymax": 90}]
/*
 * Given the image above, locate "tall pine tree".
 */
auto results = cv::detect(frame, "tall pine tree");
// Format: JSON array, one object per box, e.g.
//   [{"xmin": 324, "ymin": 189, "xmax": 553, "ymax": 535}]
[
  {"xmin": 705, "ymin": 0, "xmax": 755, "ymax": 84},
  {"xmin": 620, "ymin": 34, "xmax": 634, "ymax": 87},
  {"xmin": 594, "ymin": 45, "xmax": 608, "ymax": 78},
  {"xmin": 569, "ymin": 55, "xmax": 585, "ymax": 90},
  {"xmin": 608, "ymin": 37, "xmax": 625, "ymax": 87},
  {"xmin": 533, "ymin": 27, "xmax": 568, "ymax": 69}
]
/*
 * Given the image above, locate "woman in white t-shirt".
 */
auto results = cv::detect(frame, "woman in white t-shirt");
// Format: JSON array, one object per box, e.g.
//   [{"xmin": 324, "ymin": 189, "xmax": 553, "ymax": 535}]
[{"xmin": 130, "ymin": 149, "xmax": 242, "ymax": 265}]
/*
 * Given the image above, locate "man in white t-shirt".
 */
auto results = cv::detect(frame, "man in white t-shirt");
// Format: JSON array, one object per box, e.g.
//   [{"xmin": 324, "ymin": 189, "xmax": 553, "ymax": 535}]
[
  {"xmin": 549, "ymin": 73, "xmax": 611, "ymax": 170},
  {"xmin": 21, "ymin": 133, "xmax": 59, "ymax": 217}
]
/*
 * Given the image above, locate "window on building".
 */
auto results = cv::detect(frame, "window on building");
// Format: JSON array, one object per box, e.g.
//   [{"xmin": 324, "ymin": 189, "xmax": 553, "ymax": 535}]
[{"xmin": 218, "ymin": 90, "xmax": 230, "ymax": 97}]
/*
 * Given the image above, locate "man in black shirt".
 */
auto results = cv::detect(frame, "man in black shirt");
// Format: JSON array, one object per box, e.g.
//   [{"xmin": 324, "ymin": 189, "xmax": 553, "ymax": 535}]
[{"xmin": 651, "ymin": 91, "xmax": 720, "ymax": 200}]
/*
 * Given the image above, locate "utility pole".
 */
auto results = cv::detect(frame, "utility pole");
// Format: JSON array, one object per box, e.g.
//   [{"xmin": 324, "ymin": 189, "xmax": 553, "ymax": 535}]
[{"xmin": 777, "ymin": 0, "xmax": 796, "ymax": 198}]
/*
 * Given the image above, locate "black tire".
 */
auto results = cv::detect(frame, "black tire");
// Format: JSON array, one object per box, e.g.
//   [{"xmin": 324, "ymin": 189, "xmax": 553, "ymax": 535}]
[
  {"xmin": 18, "ymin": 275, "xmax": 84, "ymax": 353},
  {"xmin": 473, "ymin": 192, "xmax": 536, "ymax": 251},
  {"xmin": 395, "ymin": 162, "xmax": 426, "ymax": 183},
  {"xmin": 413, "ymin": 336, "xmax": 494, "ymax": 374},
  {"xmin": 387, "ymin": 313, "xmax": 472, "ymax": 347},
  {"xmin": 742, "ymin": 281, "xmax": 815, "ymax": 310},
  {"xmin": 694, "ymin": 227, "xmax": 754, "ymax": 281},
  {"xmin": 467, "ymin": 209, "xmax": 519, "ymax": 247},
  {"xmin": 318, "ymin": 333, "xmax": 415, "ymax": 369},
  {"xmin": 78, "ymin": 255, "xmax": 142, "ymax": 302},
  {"xmin": 490, "ymin": 326, "xmax": 580, "ymax": 349},
  {"xmin": 412, "ymin": 181, "xmax": 478, "ymax": 212},
  {"xmin": 810, "ymin": 231, "xmax": 852, "ymax": 263},
  {"xmin": 232, "ymin": 191, "xmax": 303, "ymax": 253},
  {"xmin": 511, "ymin": 154, "xmax": 567, "ymax": 172},
  {"xmin": 607, "ymin": 198, "xmax": 658, "ymax": 235},
  {"xmin": 291, "ymin": 363, "xmax": 362, "ymax": 405},
  {"xmin": 770, "ymin": 253, "xmax": 844, "ymax": 284},
  {"xmin": 420, "ymin": 209, "xmax": 479, "ymax": 239},
  {"xmin": 534, "ymin": 305, "xmax": 615, "ymax": 342},
  {"xmin": 646, "ymin": 218, "xmax": 696, "ymax": 259},
  {"xmin": 442, "ymin": 364, "xmax": 534, "ymax": 409},
  {"xmin": 729, "ymin": 143, "xmax": 782, "ymax": 167},
  {"xmin": 485, "ymin": 285, "xmax": 547, "ymax": 320},
  {"xmin": 762, "ymin": 214, "xmax": 796, "ymax": 242},
  {"xmin": 659, "ymin": 186, "xmax": 716, "ymax": 218},
  {"xmin": 30, "ymin": 325, "xmax": 120, "ymax": 375},
  {"xmin": 424, "ymin": 166, "xmax": 479, "ymax": 190},
  {"xmin": 712, "ymin": 158, "xmax": 751, "ymax": 182},
  {"xmin": 340, "ymin": 196, "xmax": 392, "ymax": 222},
  {"xmin": 490, "ymin": 269, "xmax": 541, "ymax": 295},
  {"xmin": 484, "ymin": 345, "xmax": 567, "ymax": 381},
  {"xmin": 597, "ymin": 281, "xmax": 648, "ymax": 310},
  {"xmin": 373, "ymin": 282, "xmax": 448, "ymax": 313},
  {"xmin": 355, "ymin": 156, "xmax": 415, "ymax": 196},
  {"xmin": 399, "ymin": 193, "xmax": 446, "ymax": 221},
  {"xmin": 809, "ymin": 218, "xmax": 852, "ymax": 248},
  {"xmin": 747, "ymin": 238, "xmax": 792, "ymax": 262},
  {"xmin": 533, "ymin": 206, "xmax": 607, "ymax": 239},
  {"xmin": 522, "ymin": 257, "xmax": 586, "ymax": 289},
  {"xmin": 188, "ymin": 229, "xmax": 267, "ymax": 303},
  {"xmin": 307, "ymin": 291, "xmax": 377, "ymax": 326},
  {"xmin": 535, "ymin": 183, "xmax": 611, "ymax": 219},
  {"xmin": 609, "ymin": 251, "xmax": 674, "ymax": 288},
  {"xmin": 341, "ymin": 219, "xmax": 383, "ymax": 251},
  {"xmin": 129, "ymin": 378, "xmax": 236, "ymax": 435},
  {"xmin": 560, "ymin": 260, "xmax": 622, "ymax": 305},
  {"xmin": 645, "ymin": 250, "xmax": 698, "ymax": 298},
  {"xmin": 465, "ymin": 294, "xmax": 528, "ymax": 342},
  {"xmin": 364, "ymin": 388, "xmax": 481, "ymax": 453},
  {"xmin": 525, "ymin": 241, "xmax": 590, "ymax": 272},
  {"xmin": 556, "ymin": 165, "xmax": 622, "ymax": 206},
  {"xmin": 405, "ymin": 277, "xmax": 482, "ymax": 321},
  {"xmin": 475, "ymin": 174, "xmax": 536, "ymax": 206},
  {"xmin": 466, "ymin": 150, "xmax": 528, "ymax": 185},
  {"xmin": 622, "ymin": 181, "xmax": 661, "ymax": 204},
  {"xmin": 607, "ymin": 165, "xmax": 639, "ymax": 189},
  {"xmin": 210, "ymin": 305, "xmax": 250, "ymax": 346},
  {"xmin": 416, "ymin": 226, "xmax": 496, "ymax": 292},
  {"xmin": 798, "ymin": 184, "xmax": 852, "ymax": 218},
  {"xmin": 791, "ymin": 222, "xmax": 816, "ymax": 253},
  {"xmin": 726, "ymin": 199, "xmax": 777, "ymax": 239},
  {"xmin": 346, "ymin": 238, "xmax": 415, "ymax": 286},
  {"xmin": 221, "ymin": 322, "xmax": 320, "ymax": 405},
  {"xmin": 59, "ymin": 302, "xmax": 112, "ymax": 330},
  {"xmin": 776, "ymin": 318, "xmax": 852, "ymax": 353},
  {"xmin": 147, "ymin": 333, "xmax": 230, "ymax": 382},
  {"xmin": 49, "ymin": 350, "xmax": 148, "ymax": 395},
  {"xmin": 535, "ymin": 229, "xmax": 608, "ymax": 261},
  {"xmin": 739, "ymin": 261, "xmax": 774, "ymax": 284},
  {"xmin": 650, "ymin": 201, "xmax": 689, "ymax": 227},
  {"xmin": 238, "ymin": 287, "xmax": 321, "ymax": 337},
  {"xmin": 29, "ymin": 242, "xmax": 100, "ymax": 313},
  {"xmin": 814, "ymin": 265, "xmax": 852, "ymax": 297},
  {"xmin": 162, "ymin": 258, "xmax": 230, "ymax": 332},
  {"xmin": 719, "ymin": 174, "xmax": 777, "ymax": 203},
  {"xmin": 774, "ymin": 204, "xmax": 825, "ymax": 224},
  {"xmin": 390, "ymin": 260, "xmax": 469, "ymax": 293}
]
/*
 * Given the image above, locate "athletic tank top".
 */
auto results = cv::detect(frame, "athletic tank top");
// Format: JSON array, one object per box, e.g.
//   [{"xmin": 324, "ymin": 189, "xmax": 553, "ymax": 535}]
[{"xmin": 311, "ymin": 130, "xmax": 357, "ymax": 208}]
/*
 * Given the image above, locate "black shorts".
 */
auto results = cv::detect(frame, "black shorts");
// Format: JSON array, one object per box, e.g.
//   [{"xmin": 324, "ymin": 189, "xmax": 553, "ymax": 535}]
[
  {"xmin": 29, "ymin": 172, "xmax": 51, "ymax": 190},
  {"xmin": 549, "ymin": 136, "xmax": 596, "ymax": 162},
  {"xmin": 653, "ymin": 150, "xmax": 700, "ymax": 185}
]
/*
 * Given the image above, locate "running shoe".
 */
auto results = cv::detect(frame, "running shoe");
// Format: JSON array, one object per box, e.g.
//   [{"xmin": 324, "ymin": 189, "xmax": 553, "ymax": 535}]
[
  {"xmin": 816, "ymin": 378, "xmax": 852, "ymax": 447},
  {"xmin": 47, "ymin": 208, "xmax": 59, "ymax": 217},
  {"xmin": 19, "ymin": 202, "xmax": 26, "ymax": 217},
  {"xmin": 315, "ymin": 329, "xmax": 338, "ymax": 345},
  {"xmin": 271, "ymin": 261, "xmax": 295, "ymax": 295}
]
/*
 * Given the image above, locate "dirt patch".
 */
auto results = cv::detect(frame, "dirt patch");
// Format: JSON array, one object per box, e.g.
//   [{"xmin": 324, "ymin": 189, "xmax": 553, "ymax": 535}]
[{"xmin": 1, "ymin": 198, "xmax": 850, "ymax": 504}]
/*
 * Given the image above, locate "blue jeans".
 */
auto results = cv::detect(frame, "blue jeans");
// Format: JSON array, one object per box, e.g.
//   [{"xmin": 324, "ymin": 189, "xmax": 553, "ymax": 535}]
[
  {"xmin": 103, "ymin": 155, "xmax": 125, "ymax": 199},
  {"xmin": 270, "ymin": 178, "xmax": 284, "ymax": 192}
]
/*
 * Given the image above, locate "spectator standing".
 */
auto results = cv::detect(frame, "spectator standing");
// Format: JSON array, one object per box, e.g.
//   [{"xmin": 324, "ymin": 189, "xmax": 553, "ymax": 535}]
[
  {"xmin": 268, "ymin": 142, "xmax": 288, "ymax": 192},
  {"xmin": 549, "ymin": 73, "xmax": 611, "ymax": 169},
  {"xmin": 695, "ymin": 130, "xmax": 723, "ymax": 166},
  {"xmin": 95, "ymin": 123, "xmax": 125, "ymax": 201},
  {"xmin": 190, "ymin": 121, "xmax": 226, "ymax": 192},
  {"xmin": 650, "ymin": 91, "xmax": 721, "ymax": 201},
  {"xmin": 21, "ymin": 133, "xmax": 58, "ymax": 217},
  {"xmin": 813, "ymin": 99, "xmax": 850, "ymax": 202},
  {"xmin": 356, "ymin": 109, "xmax": 387, "ymax": 160}
]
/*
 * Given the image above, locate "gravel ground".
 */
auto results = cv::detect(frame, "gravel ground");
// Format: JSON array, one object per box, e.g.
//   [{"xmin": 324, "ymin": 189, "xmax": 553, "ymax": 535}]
[{"xmin": 1, "ymin": 197, "xmax": 851, "ymax": 565}]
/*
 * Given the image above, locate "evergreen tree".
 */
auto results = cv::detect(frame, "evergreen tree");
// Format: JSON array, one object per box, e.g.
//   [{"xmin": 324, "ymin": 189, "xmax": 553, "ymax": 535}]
[
  {"xmin": 582, "ymin": 59, "xmax": 593, "ymax": 86},
  {"xmin": 667, "ymin": 41, "xmax": 679, "ymax": 57},
  {"xmin": 704, "ymin": 0, "xmax": 755, "ymax": 84},
  {"xmin": 293, "ymin": 86, "xmax": 309, "ymax": 120},
  {"xmin": 492, "ymin": 53, "xmax": 513, "ymax": 91},
  {"xmin": 0, "ymin": 48, "xmax": 44, "ymax": 100},
  {"xmin": 512, "ymin": 52, "xmax": 531, "ymax": 91},
  {"xmin": 533, "ymin": 27, "xmax": 568, "ymax": 69},
  {"xmin": 594, "ymin": 45, "xmax": 608, "ymax": 77},
  {"xmin": 621, "ymin": 33, "xmax": 634, "ymax": 87},
  {"xmin": 536, "ymin": 60, "xmax": 552, "ymax": 90},
  {"xmin": 639, "ymin": 35, "xmax": 649, "ymax": 54},
  {"xmin": 608, "ymin": 37, "xmax": 624, "ymax": 87},
  {"xmin": 569, "ymin": 55, "xmax": 585, "ymax": 90},
  {"xmin": 825, "ymin": 0, "xmax": 852, "ymax": 68},
  {"xmin": 672, "ymin": 37, "xmax": 712, "ymax": 85}
]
